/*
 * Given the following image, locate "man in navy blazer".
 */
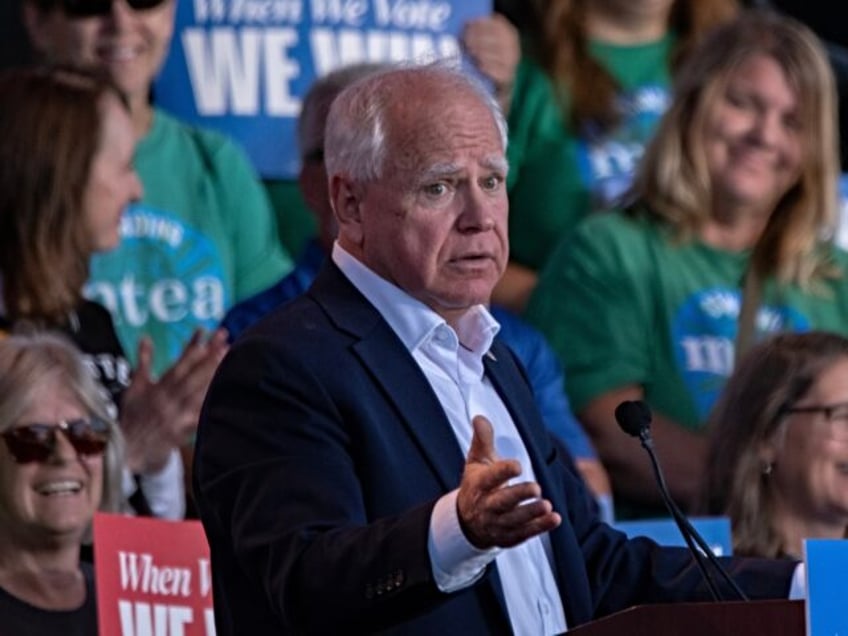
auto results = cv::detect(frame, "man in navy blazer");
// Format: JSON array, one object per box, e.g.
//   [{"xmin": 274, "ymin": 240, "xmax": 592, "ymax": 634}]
[{"xmin": 193, "ymin": 62, "xmax": 798, "ymax": 635}]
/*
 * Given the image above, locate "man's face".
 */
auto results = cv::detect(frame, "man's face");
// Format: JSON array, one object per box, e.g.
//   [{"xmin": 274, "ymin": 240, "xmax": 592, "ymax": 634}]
[{"xmin": 338, "ymin": 86, "xmax": 509, "ymax": 325}]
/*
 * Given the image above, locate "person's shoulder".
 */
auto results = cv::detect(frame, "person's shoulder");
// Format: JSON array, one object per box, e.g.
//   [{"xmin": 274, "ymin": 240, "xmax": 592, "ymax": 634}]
[
  {"xmin": 237, "ymin": 291, "xmax": 331, "ymax": 348},
  {"xmin": 540, "ymin": 209, "xmax": 661, "ymax": 287},
  {"xmin": 567, "ymin": 209, "xmax": 657, "ymax": 255},
  {"xmin": 222, "ymin": 274, "xmax": 299, "ymax": 341},
  {"xmin": 578, "ymin": 207, "xmax": 650, "ymax": 234},
  {"xmin": 150, "ymin": 109, "xmax": 225, "ymax": 144},
  {"xmin": 824, "ymin": 240, "xmax": 848, "ymax": 263},
  {"xmin": 220, "ymin": 291, "xmax": 353, "ymax": 381},
  {"xmin": 491, "ymin": 305, "xmax": 551, "ymax": 361},
  {"xmin": 511, "ymin": 53, "xmax": 561, "ymax": 109},
  {"xmin": 75, "ymin": 299, "xmax": 116, "ymax": 326},
  {"xmin": 148, "ymin": 108, "xmax": 250, "ymax": 161}
]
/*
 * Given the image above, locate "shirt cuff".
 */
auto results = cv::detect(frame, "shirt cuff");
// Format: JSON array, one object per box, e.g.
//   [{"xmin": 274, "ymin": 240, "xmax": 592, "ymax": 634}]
[
  {"xmin": 428, "ymin": 489, "xmax": 499, "ymax": 593},
  {"xmin": 138, "ymin": 449, "xmax": 186, "ymax": 520},
  {"xmin": 788, "ymin": 562, "xmax": 806, "ymax": 600}
]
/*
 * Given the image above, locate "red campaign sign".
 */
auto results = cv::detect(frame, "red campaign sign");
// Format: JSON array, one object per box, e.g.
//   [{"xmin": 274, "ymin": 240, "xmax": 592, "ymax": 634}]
[{"xmin": 93, "ymin": 512, "xmax": 216, "ymax": 636}]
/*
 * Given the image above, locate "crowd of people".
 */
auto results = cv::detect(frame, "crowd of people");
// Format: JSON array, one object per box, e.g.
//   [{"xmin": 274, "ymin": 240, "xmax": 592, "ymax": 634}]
[{"xmin": 2, "ymin": 0, "xmax": 848, "ymax": 634}]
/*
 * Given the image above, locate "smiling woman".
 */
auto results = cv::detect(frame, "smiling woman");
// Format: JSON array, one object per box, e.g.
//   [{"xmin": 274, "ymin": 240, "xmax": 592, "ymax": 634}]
[
  {"xmin": 0, "ymin": 332, "xmax": 124, "ymax": 635},
  {"xmin": 0, "ymin": 65, "xmax": 232, "ymax": 522},
  {"xmin": 703, "ymin": 331, "xmax": 848, "ymax": 558},
  {"xmin": 525, "ymin": 9, "xmax": 848, "ymax": 520}
]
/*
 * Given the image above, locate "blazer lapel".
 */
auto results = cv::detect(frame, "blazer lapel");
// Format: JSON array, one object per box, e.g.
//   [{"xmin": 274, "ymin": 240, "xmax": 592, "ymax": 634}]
[
  {"xmin": 484, "ymin": 339, "xmax": 594, "ymax": 626},
  {"xmin": 310, "ymin": 265, "xmax": 577, "ymax": 625},
  {"xmin": 309, "ymin": 262, "xmax": 466, "ymax": 491},
  {"xmin": 353, "ymin": 337, "xmax": 466, "ymax": 490}
]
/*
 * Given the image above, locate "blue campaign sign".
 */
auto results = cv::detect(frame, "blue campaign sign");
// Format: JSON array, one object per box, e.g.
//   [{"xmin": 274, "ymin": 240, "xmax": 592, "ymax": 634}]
[
  {"xmin": 155, "ymin": 0, "xmax": 493, "ymax": 179},
  {"xmin": 804, "ymin": 538, "xmax": 848, "ymax": 636},
  {"xmin": 613, "ymin": 516, "xmax": 733, "ymax": 556}
]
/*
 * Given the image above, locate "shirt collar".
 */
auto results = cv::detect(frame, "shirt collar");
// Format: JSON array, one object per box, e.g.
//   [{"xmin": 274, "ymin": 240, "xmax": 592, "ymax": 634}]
[{"xmin": 331, "ymin": 242, "xmax": 499, "ymax": 358}]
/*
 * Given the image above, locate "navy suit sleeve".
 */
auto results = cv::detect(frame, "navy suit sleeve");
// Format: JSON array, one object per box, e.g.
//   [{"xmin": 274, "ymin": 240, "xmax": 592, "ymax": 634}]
[{"xmin": 194, "ymin": 332, "xmax": 445, "ymax": 635}]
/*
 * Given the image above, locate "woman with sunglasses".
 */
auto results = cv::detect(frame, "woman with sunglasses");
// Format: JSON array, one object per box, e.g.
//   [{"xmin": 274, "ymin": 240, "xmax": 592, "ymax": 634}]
[
  {"xmin": 21, "ymin": 0, "xmax": 292, "ymax": 380},
  {"xmin": 0, "ymin": 65, "xmax": 223, "ymax": 520},
  {"xmin": 0, "ymin": 332, "xmax": 124, "ymax": 635},
  {"xmin": 703, "ymin": 331, "xmax": 848, "ymax": 558}
]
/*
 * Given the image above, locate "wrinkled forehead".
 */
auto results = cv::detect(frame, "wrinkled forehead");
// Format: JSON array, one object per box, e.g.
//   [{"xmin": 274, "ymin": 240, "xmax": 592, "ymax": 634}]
[{"xmin": 384, "ymin": 87, "xmax": 504, "ymax": 167}]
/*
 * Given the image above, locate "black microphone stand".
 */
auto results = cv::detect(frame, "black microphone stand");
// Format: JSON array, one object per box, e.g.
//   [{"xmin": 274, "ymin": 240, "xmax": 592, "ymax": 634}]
[{"xmin": 617, "ymin": 400, "xmax": 750, "ymax": 602}]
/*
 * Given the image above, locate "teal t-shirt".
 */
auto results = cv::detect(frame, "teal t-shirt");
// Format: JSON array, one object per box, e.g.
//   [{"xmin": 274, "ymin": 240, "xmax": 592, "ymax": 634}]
[
  {"xmin": 86, "ymin": 110, "xmax": 293, "ymax": 375},
  {"xmin": 507, "ymin": 36, "xmax": 673, "ymax": 271},
  {"xmin": 526, "ymin": 211, "xmax": 848, "ymax": 429}
]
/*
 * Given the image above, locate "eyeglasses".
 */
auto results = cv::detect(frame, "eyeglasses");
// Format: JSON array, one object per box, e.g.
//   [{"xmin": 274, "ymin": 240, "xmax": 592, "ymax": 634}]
[
  {"xmin": 781, "ymin": 402, "xmax": 848, "ymax": 441},
  {"xmin": 61, "ymin": 0, "xmax": 167, "ymax": 18},
  {"xmin": 1, "ymin": 418, "xmax": 110, "ymax": 464}
]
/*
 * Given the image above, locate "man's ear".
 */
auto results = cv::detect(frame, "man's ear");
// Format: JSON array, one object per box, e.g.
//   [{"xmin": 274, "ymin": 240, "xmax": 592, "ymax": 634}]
[{"xmin": 330, "ymin": 174, "xmax": 365, "ymax": 246}]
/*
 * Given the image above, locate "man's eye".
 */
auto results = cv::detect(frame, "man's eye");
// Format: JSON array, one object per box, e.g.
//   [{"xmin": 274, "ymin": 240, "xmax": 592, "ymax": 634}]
[
  {"xmin": 424, "ymin": 183, "xmax": 448, "ymax": 197},
  {"xmin": 481, "ymin": 175, "xmax": 503, "ymax": 191}
]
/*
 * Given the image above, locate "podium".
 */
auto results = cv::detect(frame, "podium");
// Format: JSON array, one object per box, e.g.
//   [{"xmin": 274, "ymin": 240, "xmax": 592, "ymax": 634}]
[{"xmin": 568, "ymin": 599, "xmax": 804, "ymax": 636}]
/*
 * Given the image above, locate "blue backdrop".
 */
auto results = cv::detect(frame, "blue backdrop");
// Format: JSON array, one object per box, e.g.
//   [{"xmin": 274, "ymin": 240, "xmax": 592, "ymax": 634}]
[{"xmin": 155, "ymin": 0, "xmax": 492, "ymax": 178}]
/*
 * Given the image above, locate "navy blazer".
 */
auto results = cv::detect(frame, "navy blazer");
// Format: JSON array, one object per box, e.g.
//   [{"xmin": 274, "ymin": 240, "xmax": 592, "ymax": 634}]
[{"xmin": 193, "ymin": 262, "xmax": 796, "ymax": 635}]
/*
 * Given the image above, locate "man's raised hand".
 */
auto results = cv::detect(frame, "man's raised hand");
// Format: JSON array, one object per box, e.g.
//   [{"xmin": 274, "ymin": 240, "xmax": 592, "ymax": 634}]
[{"xmin": 456, "ymin": 415, "xmax": 561, "ymax": 549}]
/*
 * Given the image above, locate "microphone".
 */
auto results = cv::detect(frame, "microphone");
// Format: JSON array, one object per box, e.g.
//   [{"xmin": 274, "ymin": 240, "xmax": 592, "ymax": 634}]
[{"xmin": 614, "ymin": 400, "xmax": 749, "ymax": 602}]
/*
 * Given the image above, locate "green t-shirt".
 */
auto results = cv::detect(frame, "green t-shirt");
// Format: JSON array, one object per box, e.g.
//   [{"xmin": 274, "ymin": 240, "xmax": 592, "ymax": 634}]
[
  {"xmin": 86, "ymin": 110, "xmax": 293, "ymax": 375},
  {"xmin": 507, "ymin": 36, "xmax": 673, "ymax": 271},
  {"xmin": 526, "ymin": 211, "xmax": 848, "ymax": 429}
]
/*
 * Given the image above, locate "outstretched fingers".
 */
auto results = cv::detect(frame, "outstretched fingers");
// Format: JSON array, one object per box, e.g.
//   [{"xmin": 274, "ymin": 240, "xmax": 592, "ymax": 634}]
[{"xmin": 458, "ymin": 415, "xmax": 561, "ymax": 548}]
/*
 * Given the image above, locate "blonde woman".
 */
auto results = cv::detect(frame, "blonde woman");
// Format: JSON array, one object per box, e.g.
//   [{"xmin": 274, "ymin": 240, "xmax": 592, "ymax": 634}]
[
  {"xmin": 464, "ymin": 0, "xmax": 740, "ymax": 310},
  {"xmin": 527, "ymin": 10, "xmax": 848, "ymax": 518},
  {"xmin": 0, "ymin": 333, "xmax": 125, "ymax": 634}
]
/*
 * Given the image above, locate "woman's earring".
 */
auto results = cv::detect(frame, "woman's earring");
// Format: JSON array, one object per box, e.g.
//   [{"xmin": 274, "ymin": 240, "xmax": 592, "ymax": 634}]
[{"xmin": 761, "ymin": 462, "xmax": 774, "ymax": 476}]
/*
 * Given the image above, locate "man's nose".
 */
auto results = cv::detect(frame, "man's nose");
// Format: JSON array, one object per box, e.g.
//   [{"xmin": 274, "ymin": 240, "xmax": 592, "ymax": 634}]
[{"xmin": 458, "ymin": 185, "xmax": 498, "ymax": 231}]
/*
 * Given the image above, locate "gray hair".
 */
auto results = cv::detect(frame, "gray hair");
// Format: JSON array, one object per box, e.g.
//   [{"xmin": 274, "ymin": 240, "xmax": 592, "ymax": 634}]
[
  {"xmin": 298, "ymin": 62, "xmax": 390, "ymax": 162},
  {"xmin": 324, "ymin": 60, "xmax": 508, "ymax": 182},
  {"xmin": 0, "ymin": 332, "xmax": 125, "ymax": 513}
]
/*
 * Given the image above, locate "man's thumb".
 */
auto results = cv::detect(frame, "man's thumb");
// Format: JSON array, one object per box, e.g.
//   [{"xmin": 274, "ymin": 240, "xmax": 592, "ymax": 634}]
[{"xmin": 467, "ymin": 415, "xmax": 497, "ymax": 465}]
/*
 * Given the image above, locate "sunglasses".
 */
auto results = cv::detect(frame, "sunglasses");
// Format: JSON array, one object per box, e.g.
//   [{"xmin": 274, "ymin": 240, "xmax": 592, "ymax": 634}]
[
  {"xmin": 61, "ymin": 0, "xmax": 167, "ymax": 18},
  {"xmin": 1, "ymin": 418, "xmax": 110, "ymax": 464}
]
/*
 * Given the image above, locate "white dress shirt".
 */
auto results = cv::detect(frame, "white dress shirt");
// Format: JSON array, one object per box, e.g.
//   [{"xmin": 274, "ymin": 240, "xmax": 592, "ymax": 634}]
[{"xmin": 333, "ymin": 243, "xmax": 568, "ymax": 635}]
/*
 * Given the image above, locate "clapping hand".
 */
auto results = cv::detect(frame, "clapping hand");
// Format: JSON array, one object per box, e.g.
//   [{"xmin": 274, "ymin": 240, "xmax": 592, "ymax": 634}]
[
  {"xmin": 462, "ymin": 14, "xmax": 521, "ymax": 114},
  {"xmin": 120, "ymin": 328, "xmax": 229, "ymax": 474}
]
